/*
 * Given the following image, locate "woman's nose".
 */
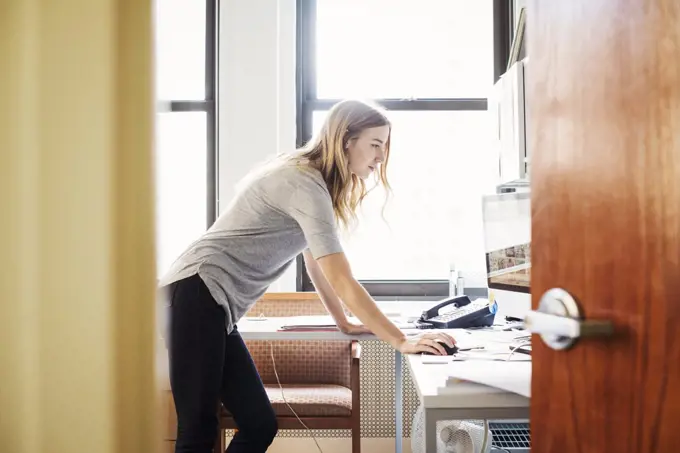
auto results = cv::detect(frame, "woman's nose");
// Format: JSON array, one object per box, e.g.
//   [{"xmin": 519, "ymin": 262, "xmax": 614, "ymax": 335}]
[{"xmin": 375, "ymin": 148, "xmax": 385, "ymax": 162}]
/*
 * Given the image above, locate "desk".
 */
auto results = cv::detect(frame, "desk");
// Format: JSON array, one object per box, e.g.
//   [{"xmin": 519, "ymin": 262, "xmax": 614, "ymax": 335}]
[
  {"xmin": 237, "ymin": 317, "xmax": 415, "ymax": 453},
  {"xmin": 237, "ymin": 318, "xmax": 530, "ymax": 453},
  {"xmin": 406, "ymin": 354, "xmax": 529, "ymax": 452}
]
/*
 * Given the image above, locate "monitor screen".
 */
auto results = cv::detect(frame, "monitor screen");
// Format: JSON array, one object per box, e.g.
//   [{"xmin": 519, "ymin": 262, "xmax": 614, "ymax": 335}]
[{"xmin": 482, "ymin": 191, "xmax": 531, "ymax": 294}]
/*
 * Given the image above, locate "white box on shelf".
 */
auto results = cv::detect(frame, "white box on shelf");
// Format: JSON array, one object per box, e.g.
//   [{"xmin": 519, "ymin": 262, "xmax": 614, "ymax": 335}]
[{"xmin": 490, "ymin": 58, "xmax": 529, "ymax": 186}]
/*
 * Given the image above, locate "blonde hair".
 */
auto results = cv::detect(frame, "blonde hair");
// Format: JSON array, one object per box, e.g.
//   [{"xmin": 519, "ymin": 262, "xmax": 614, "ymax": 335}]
[{"xmin": 294, "ymin": 99, "xmax": 392, "ymax": 228}]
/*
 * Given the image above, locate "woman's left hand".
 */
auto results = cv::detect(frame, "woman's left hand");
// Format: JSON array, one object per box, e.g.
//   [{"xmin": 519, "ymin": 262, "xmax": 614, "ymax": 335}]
[{"xmin": 338, "ymin": 322, "xmax": 372, "ymax": 335}]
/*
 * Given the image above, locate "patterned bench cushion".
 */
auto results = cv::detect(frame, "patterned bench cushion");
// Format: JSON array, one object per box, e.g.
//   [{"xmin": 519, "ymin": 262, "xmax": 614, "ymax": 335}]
[{"xmin": 221, "ymin": 384, "xmax": 352, "ymax": 418}]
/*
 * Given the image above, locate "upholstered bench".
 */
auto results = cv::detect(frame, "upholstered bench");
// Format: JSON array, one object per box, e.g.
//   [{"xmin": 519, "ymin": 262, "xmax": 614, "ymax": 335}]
[
  {"xmin": 216, "ymin": 295, "xmax": 361, "ymax": 453},
  {"xmin": 160, "ymin": 294, "xmax": 362, "ymax": 453}
]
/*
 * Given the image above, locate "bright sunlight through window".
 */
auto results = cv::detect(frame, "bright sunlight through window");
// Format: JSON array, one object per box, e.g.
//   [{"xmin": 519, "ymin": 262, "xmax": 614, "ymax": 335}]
[{"xmin": 313, "ymin": 0, "xmax": 498, "ymax": 283}]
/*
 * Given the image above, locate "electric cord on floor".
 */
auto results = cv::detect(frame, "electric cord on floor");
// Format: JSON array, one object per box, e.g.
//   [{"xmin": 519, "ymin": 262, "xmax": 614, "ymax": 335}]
[{"xmin": 269, "ymin": 341, "xmax": 324, "ymax": 453}]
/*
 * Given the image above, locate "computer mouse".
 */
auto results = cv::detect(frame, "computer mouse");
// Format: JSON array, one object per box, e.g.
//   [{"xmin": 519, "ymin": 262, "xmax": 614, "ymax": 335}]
[{"xmin": 422, "ymin": 341, "xmax": 458, "ymax": 355}]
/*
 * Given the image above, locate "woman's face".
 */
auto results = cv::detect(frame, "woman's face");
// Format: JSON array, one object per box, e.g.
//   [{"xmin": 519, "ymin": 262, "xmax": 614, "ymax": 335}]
[{"xmin": 346, "ymin": 125, "xmax": 390, "ymax": 180}]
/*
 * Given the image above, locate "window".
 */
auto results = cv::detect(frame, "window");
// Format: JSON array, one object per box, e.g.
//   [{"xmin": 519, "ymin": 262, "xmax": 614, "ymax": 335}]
[
  {"xmin": 315, "ymin": 0, "xmax": 494, "ymax": 99},
  {"xmin": 155, "ymin": 0, "xmax": 207, "ymax": 100},
  {"xmin": 297, "ymin": 0, "xmax": 513, "ymax": 296},
  {"xmin": 154, "ymin": 0, "xmax": 218, "ymax": 277},
  {"xmin": 312, "ymin": 110, "xmax": 497, "ymax": 280},
  {"xmin": 155, "ymin": 112, "xmax": 208, "ymax": 274}
]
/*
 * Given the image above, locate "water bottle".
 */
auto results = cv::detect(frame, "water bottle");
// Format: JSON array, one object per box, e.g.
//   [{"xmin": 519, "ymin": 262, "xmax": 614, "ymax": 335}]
[
  {"xmin": 456, "ymin": 271, "xmax": 465, "ymax": 296},
  {"xmin": 449, "ymin": 263, "xmax": 458, "ymax": 297}
]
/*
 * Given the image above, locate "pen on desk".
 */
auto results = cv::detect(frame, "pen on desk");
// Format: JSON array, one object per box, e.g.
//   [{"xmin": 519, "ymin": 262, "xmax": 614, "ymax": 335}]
[{"xmin": 505, "ymin": 316, "xmax": 523, "ymax": 323}]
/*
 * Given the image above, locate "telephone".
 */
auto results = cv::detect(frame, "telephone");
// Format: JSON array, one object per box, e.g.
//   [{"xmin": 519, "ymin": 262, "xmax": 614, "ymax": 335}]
[{"xmin": 416, "ymin": 295, "xmax": 498, "ymax": 329}]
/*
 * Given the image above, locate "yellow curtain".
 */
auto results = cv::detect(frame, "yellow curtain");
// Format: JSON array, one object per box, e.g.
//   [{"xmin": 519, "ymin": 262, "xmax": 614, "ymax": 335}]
[{"xmin": 0, "ymin": 1, "xmax": 159, "ymax": 452}]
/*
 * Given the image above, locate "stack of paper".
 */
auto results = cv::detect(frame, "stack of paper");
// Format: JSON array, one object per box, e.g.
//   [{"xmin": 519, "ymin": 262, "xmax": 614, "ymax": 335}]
[
  {"xmin": 445, "ymin": 361, "xmax": 531, "ymax": 398},
  {"xmin": 278, "ymin": 316, "xmax": 339, "ymax": 331},
  {"xmin": 279, "ymin": 325, "xmax": 339, "ymax": 332}
]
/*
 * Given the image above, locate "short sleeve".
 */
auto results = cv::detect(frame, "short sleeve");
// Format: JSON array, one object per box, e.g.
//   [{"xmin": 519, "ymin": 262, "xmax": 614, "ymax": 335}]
[{"xmin": 283, "ymin": 171, "xmax": 343, "ymax": 260}]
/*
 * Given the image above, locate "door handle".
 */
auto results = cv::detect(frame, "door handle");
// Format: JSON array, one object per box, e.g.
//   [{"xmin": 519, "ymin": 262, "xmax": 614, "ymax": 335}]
[{"xmin": 524, "ymin": 288, "xmax": 614, "ymax": 350}]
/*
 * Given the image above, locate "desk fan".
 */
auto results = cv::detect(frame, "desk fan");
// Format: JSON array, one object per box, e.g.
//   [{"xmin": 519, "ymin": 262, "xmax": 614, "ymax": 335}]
[{"xmin": 411, "ymin": 405, "xmax": 493, "ymax": 453}]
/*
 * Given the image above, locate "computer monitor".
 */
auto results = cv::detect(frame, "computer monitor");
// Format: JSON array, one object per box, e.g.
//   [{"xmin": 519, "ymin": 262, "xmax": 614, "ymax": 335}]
[{"xmin": 481, "ymin": 191, "xmax": 531, "ymax": 318}]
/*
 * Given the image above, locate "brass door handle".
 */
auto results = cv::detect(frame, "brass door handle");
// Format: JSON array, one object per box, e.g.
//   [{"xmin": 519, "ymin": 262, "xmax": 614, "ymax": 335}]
[{"xmin": 524, "ymin": 288, "xmax": 614, "ymax": 350}]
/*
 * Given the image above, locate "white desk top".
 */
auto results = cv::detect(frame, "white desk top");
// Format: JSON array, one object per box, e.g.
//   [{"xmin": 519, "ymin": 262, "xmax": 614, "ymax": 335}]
[
  {"xmin": 237, "ymin": 317, "xmax": 371, "ymax": 341},
  {"xmin": 236, "ymin": 315, "xmax": 420, "ymax": 341},
  {"xmin": 407, "ymin": 354, "xmax": 529, "ymax": 409}
]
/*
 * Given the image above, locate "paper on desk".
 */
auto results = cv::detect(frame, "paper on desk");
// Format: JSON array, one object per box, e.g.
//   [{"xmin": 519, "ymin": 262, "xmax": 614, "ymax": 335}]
[
  {"xmin": 445, "ymin": 360, "xmax": 531, "ymax": 398},
  {"xmin": 464, "ymin": 329, "xmax": 529, "ymax": 345},
  {"xmin": 279, "ymin": 315, "xmax": 414, "ymax": 330},
  {"xmin": 453, "ymin": 351, "xmax": 530, "ymax": 362},
  {"xmin": 278, "ymin": 315, "xmax": 338, "ymax": 327},
  {"xmin": 421, "ymin": 355, "xmax": 453, "ymax": 364},
  {"xmin": 278, "ymin": 326, "xmax": 339, "ymax": 332}
]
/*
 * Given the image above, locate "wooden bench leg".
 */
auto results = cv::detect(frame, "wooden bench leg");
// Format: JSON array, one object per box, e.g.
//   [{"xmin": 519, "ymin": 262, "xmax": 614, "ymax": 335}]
[
  {"xmin": 352, "ymin": 424, "xmax": 360, "ymax": 453},
  {"xmin": 213, "ymin": 428, "xmax": 226, "ymax": 453}
]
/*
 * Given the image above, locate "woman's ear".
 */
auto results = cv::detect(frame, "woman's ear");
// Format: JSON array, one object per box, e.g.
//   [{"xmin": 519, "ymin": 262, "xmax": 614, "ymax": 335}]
[{"xmin": 344, "ymin": 135, "xmax": 355, "ymax": 150}]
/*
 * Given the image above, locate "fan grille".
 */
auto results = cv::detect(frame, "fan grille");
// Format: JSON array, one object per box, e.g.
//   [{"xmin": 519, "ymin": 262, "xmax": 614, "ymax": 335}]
[{"xmin": 489, "ymin": 421, "xmax": 531, "ymax": 451}]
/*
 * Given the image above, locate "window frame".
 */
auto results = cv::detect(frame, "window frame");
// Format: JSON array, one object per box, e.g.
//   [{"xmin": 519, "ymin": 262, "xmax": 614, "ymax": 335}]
[
  {"xmin": 157, "ymin": 0, "xmax": 219, "ymax": 229},
  {"xmin": 295, "ymin": 0, "xmax": 514, "ymax": 296}
]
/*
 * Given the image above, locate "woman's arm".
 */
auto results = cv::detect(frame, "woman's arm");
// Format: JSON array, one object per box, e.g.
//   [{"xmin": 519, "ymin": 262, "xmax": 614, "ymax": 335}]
[
  {"xmin": 316, "ymin": 252, "xmax": 455, "ymax": 355},
  {"xmin": 303, "ymin": 249, "xmax": 364, "ymax": 332}
]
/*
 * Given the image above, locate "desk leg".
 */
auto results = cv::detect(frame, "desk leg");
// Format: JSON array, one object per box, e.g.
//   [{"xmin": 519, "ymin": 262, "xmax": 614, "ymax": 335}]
[
  {"xmin": 423, "ymin": 409, "xmax": 437, "ymax": 453},
  {"xmin": 395, "ymin": 350, "xmax": 402, "ymax": 453}
]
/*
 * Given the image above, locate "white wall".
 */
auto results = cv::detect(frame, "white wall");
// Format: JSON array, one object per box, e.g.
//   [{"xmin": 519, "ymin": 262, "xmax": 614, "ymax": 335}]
[{"xmin": 218, "ymin": 0, "xmax": 298, "ymax": 290}]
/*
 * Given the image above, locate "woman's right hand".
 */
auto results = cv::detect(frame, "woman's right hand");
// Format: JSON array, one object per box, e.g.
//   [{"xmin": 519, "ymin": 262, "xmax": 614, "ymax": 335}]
[{"xmin": 398, "ymin": 332, "xmax": 457, "ymax": 355}]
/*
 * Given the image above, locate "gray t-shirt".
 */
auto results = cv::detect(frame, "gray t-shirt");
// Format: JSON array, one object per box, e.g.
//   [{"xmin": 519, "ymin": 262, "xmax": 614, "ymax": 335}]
[{"xmin": 158, "ymin": 159, "xmax": 343, "ymax": 332}]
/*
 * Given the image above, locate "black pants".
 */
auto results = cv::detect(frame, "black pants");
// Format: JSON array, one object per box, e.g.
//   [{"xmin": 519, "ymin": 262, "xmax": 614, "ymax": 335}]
[{"xmin": 166, "ymin": 274, "xmax": 278, "ymax": 453}]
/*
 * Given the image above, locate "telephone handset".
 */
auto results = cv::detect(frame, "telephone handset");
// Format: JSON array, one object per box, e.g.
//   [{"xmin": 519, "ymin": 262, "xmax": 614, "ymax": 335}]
[{"xmin": 417, "ymin": 295, "xmax": 498, "ymax": 329}]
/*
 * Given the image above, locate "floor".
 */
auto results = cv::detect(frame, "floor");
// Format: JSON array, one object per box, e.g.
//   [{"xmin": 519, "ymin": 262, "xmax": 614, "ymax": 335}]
[{"xmin": 243, "ymin": 437, "xmax": 412, "ymax": 453}]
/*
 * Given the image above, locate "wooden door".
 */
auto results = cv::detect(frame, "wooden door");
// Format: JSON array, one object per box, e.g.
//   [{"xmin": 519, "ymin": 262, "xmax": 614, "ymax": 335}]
[{"xmin": 528, "ymin": 0, "xmax": 680, "ymax": 452}]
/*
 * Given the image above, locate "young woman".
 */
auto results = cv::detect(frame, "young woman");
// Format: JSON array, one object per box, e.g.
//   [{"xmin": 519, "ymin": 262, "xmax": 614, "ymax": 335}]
[{"xmin": 159, "ymin": 99, "xmax": 457, "ymax": 453}]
